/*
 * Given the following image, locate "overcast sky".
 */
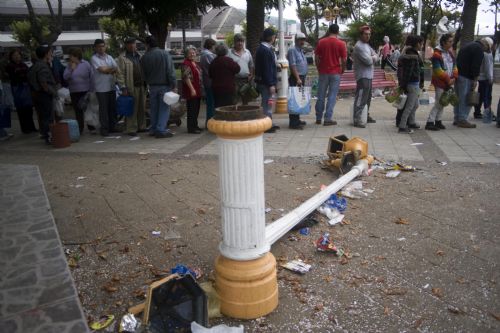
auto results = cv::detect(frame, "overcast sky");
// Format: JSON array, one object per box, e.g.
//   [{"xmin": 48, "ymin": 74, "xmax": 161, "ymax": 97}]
[{"xmin": 224, "ymin": 0, "xmax": 497, "ymax": 35}]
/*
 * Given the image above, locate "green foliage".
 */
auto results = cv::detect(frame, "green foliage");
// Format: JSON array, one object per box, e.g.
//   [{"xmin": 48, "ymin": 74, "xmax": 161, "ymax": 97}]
[
  {"xmin": 10, "ymin": 18, "xmax": 51, "ymax": 50},
  {"xmin": 98, "ymin": 17, "xmax": 139, "ymax": 57},
  {"xmin": 225, "ymin": 31, "xmax": 235, "ymax": 48},
  {"xmin": 82, "ymin": 48, "xmax": 94, "ymax": 62},
  {"xmin": 346, "ymin": 10, "xmax": 403, "ymax": 49}
]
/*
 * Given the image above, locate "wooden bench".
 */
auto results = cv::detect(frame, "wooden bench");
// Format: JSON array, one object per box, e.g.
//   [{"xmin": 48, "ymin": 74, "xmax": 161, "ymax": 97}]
[{"xmin": 339, "ymin": 69, "xmax": 396, "ymax": 92}]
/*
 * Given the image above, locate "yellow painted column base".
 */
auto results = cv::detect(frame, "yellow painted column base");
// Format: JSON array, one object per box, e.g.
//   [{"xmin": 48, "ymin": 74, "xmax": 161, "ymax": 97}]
[
  {"xmin": 215, "ymin": 253, "xmax": 278, "ymax": 319},
  {"xmin": 275, "ymin": 97, "xmax": 288, "ymax": 114}
]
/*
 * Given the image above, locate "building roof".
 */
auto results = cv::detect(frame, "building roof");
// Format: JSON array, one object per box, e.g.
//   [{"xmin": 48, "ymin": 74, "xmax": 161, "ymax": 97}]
[
  {"xmin": 0, "ymin": 31, "xmax": 107, "ymax": 47},
  {"xmin": 0, "ymin": 0, "xmax": 93, "ymax": 15},
  {"xmin": 202, "ymin": 6, "xmax": 245, "ymax": 35}
]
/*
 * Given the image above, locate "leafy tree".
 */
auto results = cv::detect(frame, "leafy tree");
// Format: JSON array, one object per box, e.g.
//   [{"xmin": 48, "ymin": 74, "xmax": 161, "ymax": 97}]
[
  {"xmin": 98, "ymin": 17, "xmax": 139, "ymax": 57},
  {"xmin": 10, "ymin": 0, "xmax": 63, "ymax": 49},
  {"xmin": 75, "ymin": 0, "xmax": 227, "ymax": 49},
  {"xmin": 459, "ymin": 0, "xmax": 479, "ymax": 45},
  {"xmin": 346, "ymin": 11, "xmax": 403, "ymax": 49},
  {"xmin": 245, "ymin": 0, "xmax": 279, "ymax": 56},
  {"xmin": 225, "ymin": 31, "xmax": 235, "ymax": 47}
]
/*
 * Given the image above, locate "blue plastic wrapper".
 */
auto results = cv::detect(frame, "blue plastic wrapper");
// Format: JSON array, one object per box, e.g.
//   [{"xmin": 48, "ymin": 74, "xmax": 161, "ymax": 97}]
[
  {"xmin": 324, "ymin": 194, "xmax": 347, "ymax": 213},
  {"xmin": 171, "ymin": 264, "xmax": 198, "ymax": 278},
  {"xmin": 299, "ymin": 227, "xmax": 310, "ymax": 235}
]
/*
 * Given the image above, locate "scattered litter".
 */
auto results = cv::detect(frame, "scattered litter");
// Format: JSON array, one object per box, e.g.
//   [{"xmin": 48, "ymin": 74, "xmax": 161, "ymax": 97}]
[
  {"xmin": 129, "ymin": 136, "xmax": 140, "ymax": 141},
  {"xmin": 291, "ymin": 216, "xmax": 319, "ymax": 231},
  {"xmin": 423, "ymin": 284, "xmax": 430, "ymax": 289},
  {"xmin": 138, "ymin": 151, "xmax": 149, "ymax": 155},
  {"xmin": 171, "ymin": 264, "xmax": 202, "ymax": 279},
  {"xmin": 324, "ymin": 194, "xmax": 347, "ymax": 213},
  {"xmin": 410, "ymin": 142, "xmax": 423, "ymax": 146},
  {"xmin": 278, "ymin": 208, "xmax": 285, "ymax": 212},
  {"xmin": 170, "ymin": 216, "xmax": 178, "ymax": 222},
  {"xmin": 397, "ymin": 237, "xmax": 406, "ymax": 241},
  {"xmin": 89, "ymin": 315, "xmax": 115, "ymax": 330},
  {"xmin": 105, "ymin": 136, "xmax": 121, "ymax": 139},
  {"xmin": 77, "ymin": 176, "xmax": 87, "ymax": 180},
  {"xmin": 163, "ymin": 230, "xmax": 181, "ymax": 240},
  {"xmin": 263, "ymin": 159, "xmax": 274, "ymax": 164},
  {"xmin": 317, "ymin": 206, "xmax": 344, "ymax": 226},
  {"xmin": 199, "ymin": 282, "xmax": 222, "ymax": 319},
  {"xmin": 436, "ymin": 160, "xmax": 448, "ymax": 166},
  {"xmin": 340, "ymin": 181, "xmax": 367, "ymax": 199},
  {"xmin": 299, "ymin": 227, "xmax": 310, "ymax": 235},
  {"xmin": 386, "ymin": 170, "xmax": 401, "ymax": 178},
  {"xmin": 265, "ymin": 207, "xmax": 272, "ymax": 213},
  {"xmin": 281, "ymin": 259, "xmax": 312, "ymax": 274},
  {"xmin": 316, "ymin": 233, "xmax": 344, "ymax": 256},
  {"xmin": 119, "ymin": 313, "xmax": 140, "ymax": 332},
  {"xmin": 432, "ymin": 287, "xmax": 443, "ymax": 298},
  {"xmin": 288, "ymin": 235, "xmax": 298, "ymax": 241},
  {"xmin": 395, "ymin": 217, "xmax": 410, "ymax": 225},
  {"xmin": 152, "ymin": 231, "xmax": 161, "ymax": 236},
  {"xmin": 191, "ymin": 322, "xmax": 244, "ymax": 333},
  {"xmin": 94, "ymin": 140, "xmax": 105, "ymax": 144},
  {"xmin": 447, "ymin": 305, "xmax": 463, "ymax": 314}
]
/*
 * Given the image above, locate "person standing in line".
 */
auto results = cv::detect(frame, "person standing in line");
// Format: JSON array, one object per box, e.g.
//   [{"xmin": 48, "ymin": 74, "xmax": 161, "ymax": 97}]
[
  {"xmin": 255, "ymin": 28, "xmax": 279, "ymax": 133},
  {"xmin": 6, "ymin": 49, "xmax": 37, "ymax": 134},
  {"xmin": 473, "ymin": 37, "xmax": 493, "ymax": 120},
  {"xmin": 27, "ymin": 45, "xmax": 57, "ymax": 144},
  {"xmin": 228, "ymin": 33, "xmax": 254, "ymax": 105},
  {"xmin": 199, "ymin": 38, "xmax": 216, "ymax": 124},
  {"xmin": 380, "ymin": 36, "xmax": 396, "ymax": 70},
  {"xmin": 396, "ymin": 35, "xmax": 424, "ymax": 134},
  {"xmin": 140, "ymin": 36, "xmax": 176, "ymax": 138},
  {"xmin": 91, "ymin": 39, "xmax": 118, "ymax": 136},
  {"xmin": 181, "ymin": 46, "xmax": 202, "ymax": 134},
  {"xmin": 454, "ymin": 38, "xmax": 489, "ymax": 128},
  {"xmin": 425, "ymin": 33, "xmax": 457, "ymax": 131},
  {"xmin": 352, "ymin": 25, "xmax": 378, "ymax": 128},
  {"xmin": 63, "ymin": 47, "xmax": 95, "ymax": 134},
  {"xmin": 287, "ymin": 31, "xmax": 308, "ymax": 130},
  {"xmin": 209, "ymin": 44, "xmax": 240, "ymax": 108},
  {"xmin": 116, "ymin": 37, "xmax": 147, "ymax": 136},
  {"xmin": 314, "ymin": 24, "xmax": 347, "ymax": 126}
]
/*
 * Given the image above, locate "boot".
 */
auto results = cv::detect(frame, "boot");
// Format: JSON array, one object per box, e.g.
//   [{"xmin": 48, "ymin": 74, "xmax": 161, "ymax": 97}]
[
  {"xmin": 435, "ymin": 120, "xmax": 446, "ymax": 129},
  {"xmin": 425, "ymin": 122, "xmax": 439, "ymax": 131}
]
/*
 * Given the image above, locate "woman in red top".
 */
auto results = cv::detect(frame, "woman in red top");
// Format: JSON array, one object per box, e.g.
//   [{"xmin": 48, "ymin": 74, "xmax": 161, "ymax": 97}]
[
  {"xmin": 181, "ymin": 46, "xmax": 202, "ymax": 134},
  {"xmin": 209, "ymin": 44, "xmax": 240, "ymax": 108}
]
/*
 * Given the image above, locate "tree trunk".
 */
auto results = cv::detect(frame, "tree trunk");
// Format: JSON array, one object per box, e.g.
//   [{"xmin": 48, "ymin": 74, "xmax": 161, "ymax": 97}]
[
  {"xmin": 246, "ymin": 0, "xmax": 265, "ymax": 57},
  {"xmin": 295, "ymin": 0, "xmax": 307, "ymax": 35},
  {"xmin": 459, "ymin": 0, "xmax": 479, "ymax": 47}
]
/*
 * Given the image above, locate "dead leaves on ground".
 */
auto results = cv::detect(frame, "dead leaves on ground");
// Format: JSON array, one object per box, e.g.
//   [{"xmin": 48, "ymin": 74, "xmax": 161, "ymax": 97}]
[
  {"xmin": 394, "ymin": 217, "xmax": 410, "ymax": 225},
  {"xmin": 432, "ymin": 287, "xmax": 444, "ymax": 298}
]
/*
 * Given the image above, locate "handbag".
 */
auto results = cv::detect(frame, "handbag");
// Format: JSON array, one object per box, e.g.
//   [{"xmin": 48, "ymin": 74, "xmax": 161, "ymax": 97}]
[
  {"xmin": 116, "ymin": 94, "xmax": 134, "ymax": 117},
  {"xmin": 53, "ymin": 97, "xmax": 64, "ymax": 117},
  {"xmin": 84, "ymin": 93, "xmax": 100, "ymax": 128},
  {"xmin": 392, "ymin": 93, "xmax": 407, "ymax": 109},
  {"xmin": 12, "ymin": 83, "xmax": 32, "ymax": 108},
  {"xmin": 288, "ymin": 86, "xmax": 311, "ymax": 115},
  {"xmin": 466, "ymin": 90, "xmax": 479, "ymax": 106}
]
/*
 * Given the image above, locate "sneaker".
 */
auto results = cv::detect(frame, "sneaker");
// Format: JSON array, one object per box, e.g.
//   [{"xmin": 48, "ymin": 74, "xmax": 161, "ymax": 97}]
[
  {"xmin": 323, "ymin": 120, "xmax": 337, "ymax": 126},
  {"xmin": 398, "ymin": 128, "xmax": 414, "ymax": 134},
  {"xmin": 188, "ymin": 129, "xmax": 201, "ymax": 134},
  {"xmin": 425, "ymin": 122, "xmax": 439, "ymax": 131},
  {"xmin": 353, "ymin": 123, "xmax": 366, "ymax": 128},
  {"xmin": 367, "ymin": 116, "xmax": 376, "ymax": 123},
  {"xmin": 315, "ymin": 120, "xmax": 322, "ymax": 125},
  {"xmin": 289, "ymin": 124, "xmax": 304, "ymax": 130},
  {"xmin": 272, "ymin": 124, "xmax": 280, "ymax": 130},
  {"xmin": 155, "ymin": 132, "xmax": 174, "ymax": 138},
  {"xmin": 473, "ymin": 113, "xmax": 483, "ymax": 119},
  {"xmin": 408, "ymin": 123, "xmax": 420, "ymax": 129},
  {"xmin": 264, "ymin": 127, "xmax": 276, "ymax": 133},
  {"xmin": 299, "ymin": 120, "xmax": 307, "ymax": 125},
  {"xmin": 435, "ymin": 121, "xmax": 446, "ymax": 129},
  {"xmin": 456, "ymin": 120, "xmax": 476, "ymax": 128}
]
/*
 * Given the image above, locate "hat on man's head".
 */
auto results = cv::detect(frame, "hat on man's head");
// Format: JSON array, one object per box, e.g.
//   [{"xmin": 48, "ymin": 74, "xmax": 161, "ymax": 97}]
[
  {"xmin": 124, "ymin": 37, "xmax": 136, "ymax": 44},
  {"xmin": 262, "ymin": 28, "xmax": 276, "ymax": 40},
  {"xmin": 295, "ymin": 32, "xmax": 306, "ymax": 40}
]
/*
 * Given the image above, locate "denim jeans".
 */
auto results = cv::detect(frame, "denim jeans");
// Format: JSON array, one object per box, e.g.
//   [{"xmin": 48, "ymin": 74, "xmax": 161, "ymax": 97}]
[
  {"xmin": 427, "ymin": 87, "xmax": 445, "ymax": 122},
  {"xmin": 149, "ymin": 85, "xmax": 171, "ymax": 135},
  {"xmin": 257, "ymin": 83, "xmax": 272, "ymax": 118},
  {"xmin": 96, "ymin": 91, "xmax": 117, "ymax": 135},
  {"xmin": 474, "ymin": 80, "xmax": 492, "ymax": 115},
  {"xmin": 454, "ymin": 75, "xmax": 473, "ymax": 122},
  {"xmin": 315, "ymin": 74, "xmax": 341, "ymax": 121},
  {"xmin": 399, "ymin": 84, "xmax": 419, "ymax": 129}
]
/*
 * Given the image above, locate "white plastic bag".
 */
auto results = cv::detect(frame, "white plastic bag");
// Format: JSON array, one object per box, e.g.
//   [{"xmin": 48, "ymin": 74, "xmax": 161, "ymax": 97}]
[
  {"xmin": 288, "ymin": 86, "xmax": 311, "ymax": 115},
  {"xmin": 53, "ymin": 97, "xmax": 64, "ymax": 117},
  {"xmin": 84, "ymin": 92, "xmax": 100, "ymax": 128},
  {"xmin": 191, "ymin": 322, "xmax": 244, "ymax": 333},
  {"xmin": 392, "ymin": 93, "xmax": 407, "ymax": 109},
  {"xmin": 164, "ymin": 91, "xmax": 180, "ymax": 105}
]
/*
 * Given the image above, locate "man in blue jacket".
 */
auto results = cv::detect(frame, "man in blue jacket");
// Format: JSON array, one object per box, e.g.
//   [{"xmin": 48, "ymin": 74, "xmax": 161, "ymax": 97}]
[{"xmin": 255, "ymin": 28, "xmax": 279, "ymax": 133}]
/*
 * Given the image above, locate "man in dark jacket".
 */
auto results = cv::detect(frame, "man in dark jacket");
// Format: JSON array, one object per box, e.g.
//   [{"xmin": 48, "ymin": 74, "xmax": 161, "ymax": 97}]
[
  {"xmin": 454, "ymin": 39, "xmax": 489, "ymax": 128},
  {"xmin": 28, "ymin": 45, "xmax": 57, "ymax": 144},
  {"xmin": 255, "ymin": 28, "xmax": 279, "ymax": 133}
]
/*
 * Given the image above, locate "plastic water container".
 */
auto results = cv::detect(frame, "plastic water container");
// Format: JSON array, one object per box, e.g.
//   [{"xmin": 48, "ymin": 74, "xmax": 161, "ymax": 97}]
[
  {"xmin": 163, "ymin": 91, "xmax": 180, "ymax": 105},
  {"xmin": 419, "ymin": 90, "xmax": 430, "ymax": 105},
  {"xmin": 60, "ymin": 119, "xmax": 80, "ymax": 142}
]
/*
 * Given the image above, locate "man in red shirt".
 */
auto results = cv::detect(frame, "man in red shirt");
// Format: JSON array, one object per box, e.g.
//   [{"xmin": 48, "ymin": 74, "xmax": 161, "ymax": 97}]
[{"xmin": 314, "ymin": 24, "xmax": 347, "ymax": 125}]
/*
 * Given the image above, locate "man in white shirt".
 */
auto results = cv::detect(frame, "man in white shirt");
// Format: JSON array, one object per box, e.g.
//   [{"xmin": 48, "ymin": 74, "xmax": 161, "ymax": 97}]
[
  {"xmin": 91, "ymin": 39, "xmax": 118, "ymax": 136},
  {"xmin": 228, "ymin": 33, "xmax": 254, "ymax": 105}
]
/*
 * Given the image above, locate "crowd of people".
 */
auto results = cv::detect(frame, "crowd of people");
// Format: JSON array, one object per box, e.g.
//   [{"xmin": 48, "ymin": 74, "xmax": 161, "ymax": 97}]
[{"xmin": 0, "ymin": 25, "xmax": 498, "ymax": 143}]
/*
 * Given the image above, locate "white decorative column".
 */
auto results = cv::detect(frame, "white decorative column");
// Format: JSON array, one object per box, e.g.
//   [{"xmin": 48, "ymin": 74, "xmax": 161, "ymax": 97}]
[
  {"xmin": 208, "ymin": 106, "xmax": 278, "ymax": 320},
  {"xmin": 217, "ymin": 135, "xmax": 270, "ymax": 260}
]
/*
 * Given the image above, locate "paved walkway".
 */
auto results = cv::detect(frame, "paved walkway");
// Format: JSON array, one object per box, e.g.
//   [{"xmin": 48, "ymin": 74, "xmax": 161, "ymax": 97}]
[
  {"xmin": 1, "ymin": 85, "xmax": 499, "ymax": 164},
  {"xmin": 0, "ymin": 165, "xmax": 88, "ymax": 333}
]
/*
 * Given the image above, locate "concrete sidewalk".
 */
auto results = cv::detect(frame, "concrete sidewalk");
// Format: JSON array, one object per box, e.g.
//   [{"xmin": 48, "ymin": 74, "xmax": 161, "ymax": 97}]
[{"xmin": 1, "ymin": 84, "xmax": 499, "ymax": 164}]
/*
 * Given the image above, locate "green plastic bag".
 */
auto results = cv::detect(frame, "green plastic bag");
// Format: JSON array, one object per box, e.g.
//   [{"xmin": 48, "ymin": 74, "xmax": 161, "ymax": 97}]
[
  {"xmin": 448, "ymin": 91, "xmax": 459, "ymax": 107},
  {"xmin": 385, "ymin": 87, "xmax": 401, "ymax": 104},
  {"xmin": 239, "ymin": 83, "xmax": 259, "ymax": 102},
  {"xmin": 439, "ymin": 90, "xmax": 450, "ymax": 107}
]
